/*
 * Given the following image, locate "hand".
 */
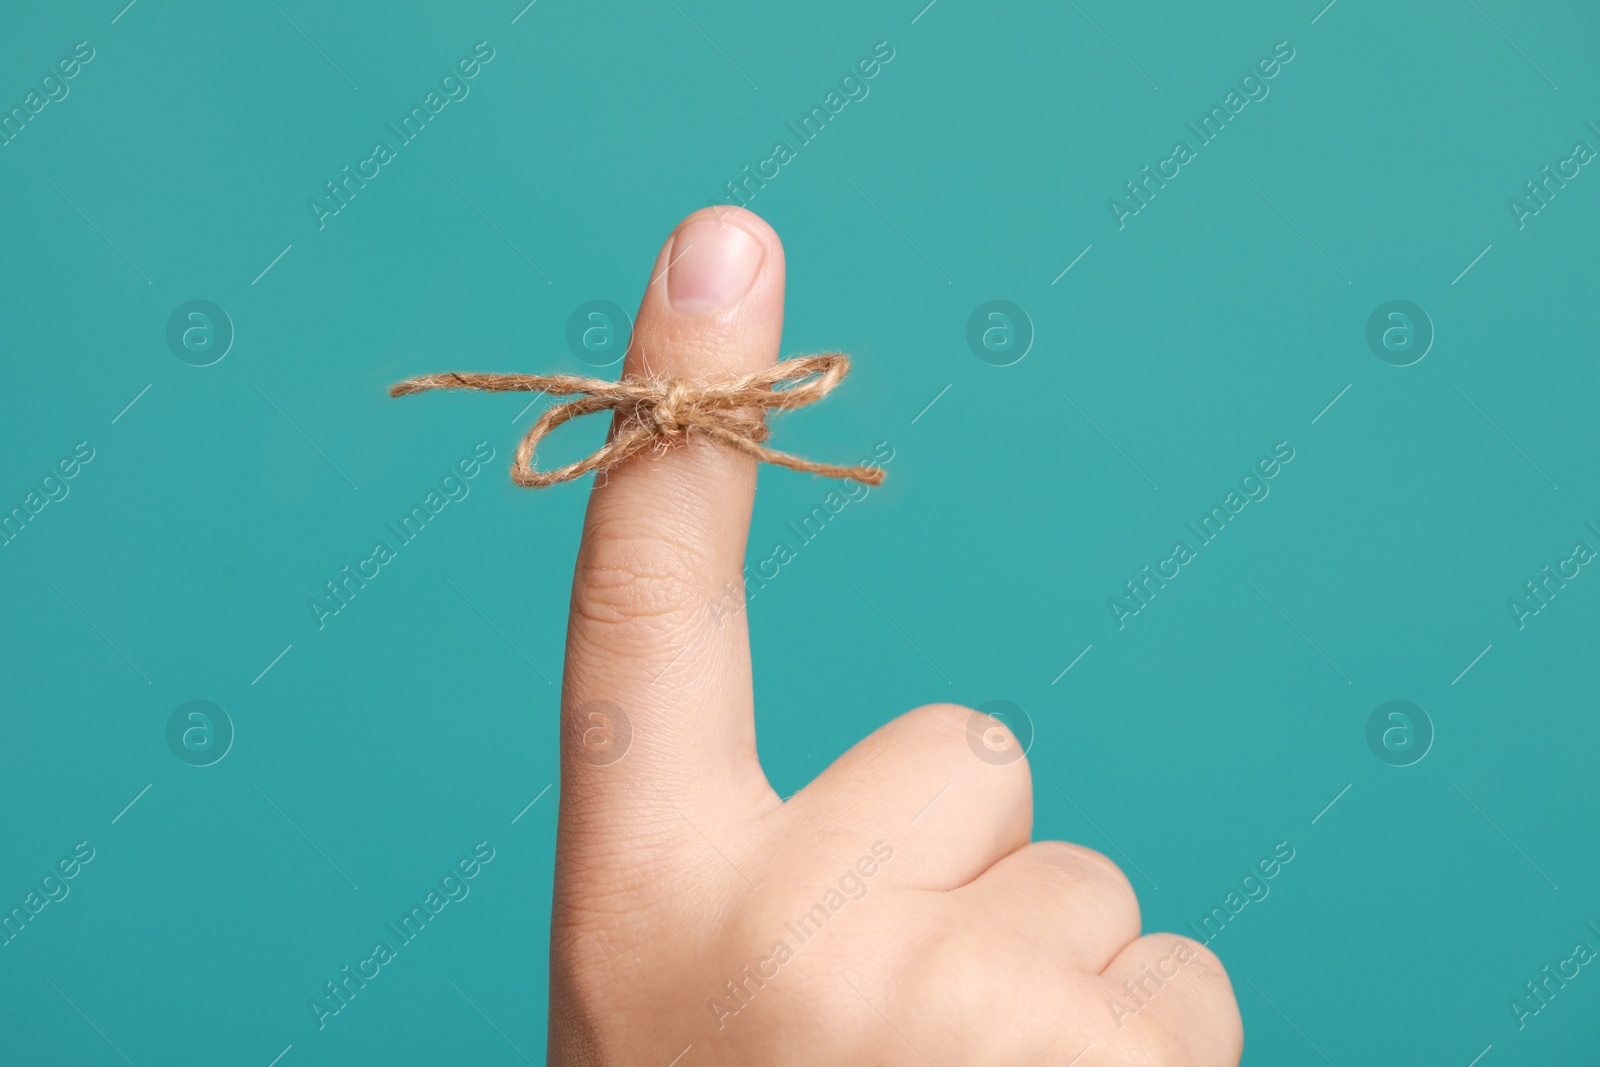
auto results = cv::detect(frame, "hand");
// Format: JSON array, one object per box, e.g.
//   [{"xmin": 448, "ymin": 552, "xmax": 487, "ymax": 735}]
[{"xmin": 547, "ymin": 207, "xmax": 1244, "ymax": 1066}]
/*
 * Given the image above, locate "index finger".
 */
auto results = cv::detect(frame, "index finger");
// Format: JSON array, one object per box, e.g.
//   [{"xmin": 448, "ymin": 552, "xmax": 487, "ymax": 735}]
[{"xmin": 558, "ymin": 208, "xmax": 786, "ymax": 834}]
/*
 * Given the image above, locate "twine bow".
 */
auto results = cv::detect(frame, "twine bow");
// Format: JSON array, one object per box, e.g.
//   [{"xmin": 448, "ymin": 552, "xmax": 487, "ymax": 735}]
[{"xmin": 389, "ymin": 353, "xmax": 886, "ymax": 488}]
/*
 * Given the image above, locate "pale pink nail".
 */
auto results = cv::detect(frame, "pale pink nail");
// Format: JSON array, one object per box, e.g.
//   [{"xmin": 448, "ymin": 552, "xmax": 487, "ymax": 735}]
[{"xmin": 667, "ymin": 217, "xmax": 763, "ymax": 314}]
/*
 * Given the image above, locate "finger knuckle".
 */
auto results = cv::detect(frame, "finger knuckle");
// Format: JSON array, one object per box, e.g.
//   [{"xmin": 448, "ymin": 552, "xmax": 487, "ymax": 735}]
[
  {"xmin": 1024, "ymin": 841, "xmax": 1141, "ymax": 930},
  {"xmin": 901, "ymin": 701, "xmax": 979, "ymax": 739},
  {"xmin": 1034, "ymin": 841, "xmax": 1133, "ymax": 893},
  {"xmin": 1117, "ymin": 934, "xmax": 1243, "ymax": 1059},
  {"xmin": 898, "ymin": 702, "xmax": 1033, "ymax": 772},
  {"xmin": 574, "ymin": 532, "xmax": 708, "ymax": 633},
  {"xmin": 1162, "ymin": 933, "xmax": 1230, "ymax": 985}
]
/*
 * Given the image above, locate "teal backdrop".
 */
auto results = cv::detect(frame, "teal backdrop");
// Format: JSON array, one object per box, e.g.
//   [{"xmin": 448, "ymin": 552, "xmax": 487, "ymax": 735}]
[{"xmin": 2, "ymin": 0, "xmax": 1597, "ymax": 1063}]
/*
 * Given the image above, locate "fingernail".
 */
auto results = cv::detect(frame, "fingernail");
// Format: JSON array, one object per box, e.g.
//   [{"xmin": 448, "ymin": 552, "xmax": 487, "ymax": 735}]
[{"xmin": 667, "ymin": 217, "xmax": 763, "ymax": 315}]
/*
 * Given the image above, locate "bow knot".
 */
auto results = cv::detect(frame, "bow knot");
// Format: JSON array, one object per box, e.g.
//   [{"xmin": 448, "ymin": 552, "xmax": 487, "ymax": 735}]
[
  {"xmin": 389, "ymin": 353, "xmax": 883, "ymax": 489},
  {"xmin": 647, "ymin": 380, "xmax": 696, "ymax": 439}
]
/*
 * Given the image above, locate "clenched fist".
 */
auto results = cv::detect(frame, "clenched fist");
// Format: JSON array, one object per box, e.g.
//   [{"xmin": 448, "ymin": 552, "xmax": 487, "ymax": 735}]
[{"xmin": 546, "ymin": 207, "xmax": 1244, "ymax": 1066}]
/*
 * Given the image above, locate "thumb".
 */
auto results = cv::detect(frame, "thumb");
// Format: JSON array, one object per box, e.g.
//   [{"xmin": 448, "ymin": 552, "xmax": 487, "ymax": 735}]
[{"xmin": 559, "ymin": 207, "xmax": 785, "ymax": 830}]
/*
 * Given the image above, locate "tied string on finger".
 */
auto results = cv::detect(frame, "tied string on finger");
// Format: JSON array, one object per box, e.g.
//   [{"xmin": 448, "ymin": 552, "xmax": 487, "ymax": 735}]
[{"xmin": 389, "ymin": 353, "xmax": 886, "ymax": 489}]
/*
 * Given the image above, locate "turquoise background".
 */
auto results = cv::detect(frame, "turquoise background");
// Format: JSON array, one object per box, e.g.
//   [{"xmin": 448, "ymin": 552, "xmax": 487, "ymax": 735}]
[{"xmin": 2, "ymin": 0, "xmax": 1597, "ymax": 1062}]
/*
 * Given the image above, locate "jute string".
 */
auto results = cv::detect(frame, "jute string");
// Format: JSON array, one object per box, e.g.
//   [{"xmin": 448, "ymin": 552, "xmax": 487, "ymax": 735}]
[{"xmin": 389, "ymin": 353, "xmax": 886, "ymax": 489}]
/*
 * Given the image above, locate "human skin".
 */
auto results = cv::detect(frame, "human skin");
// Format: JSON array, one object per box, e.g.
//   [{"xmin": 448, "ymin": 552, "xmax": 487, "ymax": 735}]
[{"xmin": 546, "ymin": 207, "xmax": 1244, "ymax": 1065}]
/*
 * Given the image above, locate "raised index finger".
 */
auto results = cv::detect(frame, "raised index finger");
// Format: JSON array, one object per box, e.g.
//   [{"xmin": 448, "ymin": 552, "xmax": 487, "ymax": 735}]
[{"xmin": 558, "ymin": 208, "xmax": 786, "ymax": 833}]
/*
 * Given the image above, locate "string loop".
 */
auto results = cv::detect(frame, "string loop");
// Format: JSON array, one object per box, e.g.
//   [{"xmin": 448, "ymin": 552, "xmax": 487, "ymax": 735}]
[{"xmin": 389, "ymin": 353, "xmax": 885, "ymax": 489}]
